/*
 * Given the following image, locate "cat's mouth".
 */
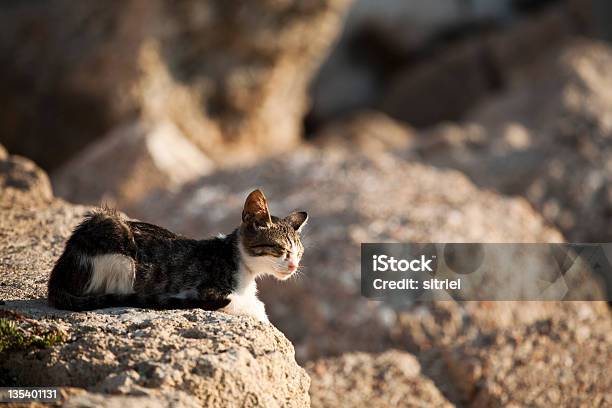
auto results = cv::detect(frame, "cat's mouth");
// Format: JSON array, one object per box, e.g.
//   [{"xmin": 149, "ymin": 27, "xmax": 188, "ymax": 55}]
[{"xmin": 274, "ymin": 270, "xmax": 296, "ymax": 280}]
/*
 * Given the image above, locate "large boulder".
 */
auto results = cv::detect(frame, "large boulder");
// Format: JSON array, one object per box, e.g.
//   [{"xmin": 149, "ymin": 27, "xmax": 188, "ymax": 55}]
[
  {"xmin": 0, "ymin": 149, "xmax": 310, "ymax": 407},
  {"xmin": 0, "ymin": 0, "xmax": 350, "ymax": 170},
  {"xmin": 411, "ymin": 39, "xmax": 612, "ymax": 242}
]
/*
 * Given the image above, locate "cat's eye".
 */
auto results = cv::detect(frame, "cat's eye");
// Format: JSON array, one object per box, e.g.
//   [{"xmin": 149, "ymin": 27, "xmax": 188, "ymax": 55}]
[
  {"xmin": 251, "ymin": 244, "xmax": 288, "ymax": 255},
  {"xmin": 251, "ymin": 244, "xmax": 279, "ymax": 250}
]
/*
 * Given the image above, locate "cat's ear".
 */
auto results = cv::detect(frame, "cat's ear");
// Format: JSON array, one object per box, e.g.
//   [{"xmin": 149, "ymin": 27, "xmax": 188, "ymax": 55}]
[
  {"xmin": 285, "ymin": 211, "xmax": 308, "ymax": 233},
  {"xmin": 242, "ymin": 189, "xmax": 272, "ymax": 227}
]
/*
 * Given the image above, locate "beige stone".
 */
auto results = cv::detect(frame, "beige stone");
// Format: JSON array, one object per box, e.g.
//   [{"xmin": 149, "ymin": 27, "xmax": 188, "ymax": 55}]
[{"xmin": 52, "ymin": 120, "xmax": 214, "ymax": 212}]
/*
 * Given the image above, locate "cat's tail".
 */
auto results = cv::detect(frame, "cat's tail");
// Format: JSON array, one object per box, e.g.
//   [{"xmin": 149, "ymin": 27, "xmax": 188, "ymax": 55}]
[{"xmin": 48, "ymin": 290, "xmax": 230, "ymax": 312}]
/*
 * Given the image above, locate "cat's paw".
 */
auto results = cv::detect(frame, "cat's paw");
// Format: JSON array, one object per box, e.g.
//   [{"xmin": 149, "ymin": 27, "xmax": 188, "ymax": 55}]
[
  {"xmin": 252, "ymin": 309, "xmax": 269, "ymax": 324},
  {"xmin": 199, "ymin": 297, "xmax": 231, "ymax": 310},
  {"xmin": 221, "ymin": 296, "xmax": 269, "ymax": 323}
]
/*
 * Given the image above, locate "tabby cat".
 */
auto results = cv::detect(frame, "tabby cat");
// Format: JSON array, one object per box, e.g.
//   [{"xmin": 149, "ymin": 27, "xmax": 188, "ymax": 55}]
[{"xmin": 47, "ymin": 189, "xmax": 307, "ymax": 322}]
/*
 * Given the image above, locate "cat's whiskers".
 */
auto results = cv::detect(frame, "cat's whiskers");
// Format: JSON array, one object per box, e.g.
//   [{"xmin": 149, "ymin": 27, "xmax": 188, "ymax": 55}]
[{"xmin": 290, "ymin": 269, "xmax": 304, "ymax": 282}]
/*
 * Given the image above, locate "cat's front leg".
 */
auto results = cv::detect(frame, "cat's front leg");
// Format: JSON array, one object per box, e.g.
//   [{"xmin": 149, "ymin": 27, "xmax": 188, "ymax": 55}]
[
  {"xmin": 222, "ymin": 294, "xmax": 269, "ymax": 323},
  {"xmin": 250, "ymin": 299, "xmax": 269, "ymax": 323}
]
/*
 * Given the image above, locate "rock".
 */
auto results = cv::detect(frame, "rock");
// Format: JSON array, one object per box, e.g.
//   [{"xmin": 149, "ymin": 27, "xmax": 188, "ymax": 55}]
[
  {"xmin": 309, "ymin": 0, "xmax": 587, "ymax": 131},
  {"xmin": 0, "ymin": 153, "xmax": 53, "ymax": 208},
  {"xmin": 1, "ymin": 304, "xmax": 310, "ymax": 408},
  {"xmin": 312, "ymin": 110, "xmax": 417, "ymax": 154},
  {"xmin": 443, "ymin": 302, "xmax": 612, "ymax": 406},
  {"xmin": 0, "ymin": 148, "xmax": 309, "ymax": 407},
  {"xmin": 307, "ymin": 0, "xmax": 517, "ymax": 128},
  {"xmin": 391, "ymin": 301, "xmax": 612, "ymax": 405},
  {"xmin": 52, "ymin": 120, "xmax": 214, "ymax": 211},
  {"xmin": 379, "ymin": 4, "xmax": 585, "ymax": 128},
  {"xmin": 0, "ymin": 150, "xmax": 88, "ymax": 301},
  {"xmin": 0, "ymin": 0, "xmax": 350, "ymax": 170},
  {"xmin": 470, "ymin": 38, "xmax": 612, "ymax": 138},
  {"xmin": 484, "ymin": 3, "xmax": 581, "ymax": 86},
  {"xmin": 381, "ymin": 40, "xmax": 496, "ymax": 127},
  {"xmin": 412, "ymin": 39, "xmax": 612, "ymax": 242},
  {"xmin": 307, "ymin": 350, "xmax": 453, "ymax": 408},
  {"xmin": 135, "ymin": 147, "xmax": 566, "ymax": 361}
]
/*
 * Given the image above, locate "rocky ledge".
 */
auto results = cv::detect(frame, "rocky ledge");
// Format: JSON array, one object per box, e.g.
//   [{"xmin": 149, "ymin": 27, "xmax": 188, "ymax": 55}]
[
  {"xmin": 0, "ymin": 150, "xmax": 309, "ymax": 407},
  {"xmin": 1, "ymin": 305, "xmax": 309, "ymax": 407}
]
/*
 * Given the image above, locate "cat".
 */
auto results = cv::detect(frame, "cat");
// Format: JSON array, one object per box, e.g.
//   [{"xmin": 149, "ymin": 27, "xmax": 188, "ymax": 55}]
[{"xmin": 47, "ymin": 189, "xmax": 307, "ymax": 323}]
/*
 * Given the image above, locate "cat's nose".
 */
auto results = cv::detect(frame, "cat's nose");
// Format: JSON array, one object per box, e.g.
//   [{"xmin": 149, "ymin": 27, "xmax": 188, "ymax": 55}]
[{"xmin": 288, "ymin": 259, "xmax": 298, "ymax": 272}]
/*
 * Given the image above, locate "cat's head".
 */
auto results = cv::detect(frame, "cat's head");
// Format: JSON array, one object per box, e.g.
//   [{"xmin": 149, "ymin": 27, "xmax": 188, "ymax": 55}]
[{"xmin": 239, "ymin": 189, "xmax": 308, "ymax": 280}]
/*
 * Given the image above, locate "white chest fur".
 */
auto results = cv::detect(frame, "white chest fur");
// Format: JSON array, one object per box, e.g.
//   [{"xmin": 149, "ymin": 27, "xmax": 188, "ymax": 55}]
[{"xmin": 220, "ymin": 252, "xmax": 269, "ymax": 323}]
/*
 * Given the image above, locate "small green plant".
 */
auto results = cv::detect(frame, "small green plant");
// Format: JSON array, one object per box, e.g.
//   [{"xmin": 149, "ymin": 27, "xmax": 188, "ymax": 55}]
[{"xmin": 0, "ymin": 314, "xmax": 66, "ymax": 353}]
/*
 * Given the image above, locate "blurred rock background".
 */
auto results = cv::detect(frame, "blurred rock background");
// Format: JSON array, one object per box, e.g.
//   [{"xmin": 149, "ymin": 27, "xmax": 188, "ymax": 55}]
[{"xmin": 1, "ymin": 0, "xmax": 611, "ymax": 406}]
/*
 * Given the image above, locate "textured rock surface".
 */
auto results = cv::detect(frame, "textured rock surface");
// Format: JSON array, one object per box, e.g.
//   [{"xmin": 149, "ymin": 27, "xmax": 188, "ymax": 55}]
[
  {"xmin": 0, "ymin": 0, "xmax": 350, "ymax": 170},
  {"xmin": 392, "ymin": 301, "xmax": 612, "ymax": 405},
  {"xmin": 0, "ymin": 153, "xmax": 87, "ymax": 301},
  {"xmin": 0, "ymin": 152, "xmax": 54, "ymax": 209},
  {"xmin": 52, "ymin": 120, "xmax": 214, "ymax": 211},
  {"xmin": 1, "ymin": 303, "xmax": 310, "ymax": 408},
  {"xmin": 0, "ymin": 149, "xmax": 309, "ymax": 407},
  {"xmin": 410, "ymin": 39, "xmax": 612, "ymax": 242},
  {"xmin": 307, "ymin": 350, "xmax": 453, "ymax": 408},
  {"xmin": 445, "ymin": 302, "xmax": 611, "ymax": 407}
]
